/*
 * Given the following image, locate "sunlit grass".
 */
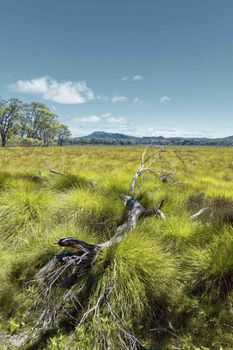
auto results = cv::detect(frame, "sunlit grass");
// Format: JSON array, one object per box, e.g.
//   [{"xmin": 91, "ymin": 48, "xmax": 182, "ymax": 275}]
[
  {"xmin": 54, "ymin": 187, "xmax": 124, "ymax": 238},
  {"xmin": 184, "ymin": 226, "xmax": 233, "ymax": 300},
  {"xmin": 0, "ymin": 182, "xmax": 53, "ymax": 244},
  {"xmin": 0, "ymin": 146, "xmax": 233, "ymax": 349}
]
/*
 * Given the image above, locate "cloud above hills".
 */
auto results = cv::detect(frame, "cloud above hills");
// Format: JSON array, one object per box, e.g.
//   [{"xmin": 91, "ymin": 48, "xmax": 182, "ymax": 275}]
[
  {"xmin": 10, "ymin": 76, "xmax": 128, "ymax": 105},
  {"xmin": 74, "ymin": 113, "xmax": 128, "ymax": 125},
  {"xmin": 10, "ymin": 76, "xmax": 95, "ymax": 104}
]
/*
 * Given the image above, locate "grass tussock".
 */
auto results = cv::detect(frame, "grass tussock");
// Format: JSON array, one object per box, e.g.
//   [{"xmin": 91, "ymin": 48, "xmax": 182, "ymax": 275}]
[
  {"xmin": 49, "ymin": 173, "xmax": 93, "ymax": 191},
  {"xmin": 184, "ymin": 227, "xmax": 233, "ymax": 300},
  {"xmin": 0, "ymin": 171, "xmax": 11, "ymax": 190},
  {"xmin": 54, "ymin": 188, "xmax": 124, "ymax": 237},
  {"xmin": 0, "ymin": 183, "xmax": 52, "ymax": 242},
  {"xmin": 59, "ymin": 232, "xmax": 179, "ymax": 350}
]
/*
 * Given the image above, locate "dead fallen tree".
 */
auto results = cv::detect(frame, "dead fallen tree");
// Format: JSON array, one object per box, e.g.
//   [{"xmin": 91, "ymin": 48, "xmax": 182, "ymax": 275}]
[
  {"xmin": 23, "ymin": 146, "xmax": 184, "ymax": 348},
  {"xmin": 26, "ymin": 193, "xmax": 166, "ymax": 348}
]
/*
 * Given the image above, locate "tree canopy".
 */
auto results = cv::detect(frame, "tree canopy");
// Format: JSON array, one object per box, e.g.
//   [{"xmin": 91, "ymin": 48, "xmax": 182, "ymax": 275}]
[{"xmin": 0, "ymin": 97, "xmax": 71, "ymax": 147}]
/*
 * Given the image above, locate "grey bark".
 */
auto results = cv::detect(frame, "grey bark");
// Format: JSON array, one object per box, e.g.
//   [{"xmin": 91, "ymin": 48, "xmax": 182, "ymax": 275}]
[{"xmin": 189, "ymin": 207, "xmax": 210, "ymax": 221}]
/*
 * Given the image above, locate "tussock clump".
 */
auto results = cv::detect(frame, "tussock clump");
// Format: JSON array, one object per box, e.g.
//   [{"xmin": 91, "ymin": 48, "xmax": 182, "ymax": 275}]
[
  {"xmin": 54, "ymin": 188, "xmax": 124, "ymax": 237},
  {"xmin": 0, "ymin": 183, "xmax": 52, "ymax": 242},
  {"xmin": 156, "ymin": 216, "xmax": 196, "ymax": 251},
  {"xmin": 100, "ymin": 172, "xmax": 132, "ymax": 195},
  {"xmin": 113, "ymin": 231, "xmax": 179, "ymax": 301},
  {"xmin": 49, "ymin": 173, "xmax": 93, "ymax": 191},
  {"xmin": 209, "ymin": 196, "xmax": 233, "ymax": 227},
  {"xmin": 184, "ymin": 227, "xmax": 233, "ymax": 300},
  {"xmin": 187, "ymin": 193, "xmax": 206, "ymax": 212},
  {"xmin": 0, "ymin": 171, "xmax": 11, "ymax": 190},
  {"xmin": 63, "ymin": 232, "xmax": 179, "ymax": 350},
  {"xmin": 23, "ymin": 231, "xmax": 179, "ymax": 350},
  {"xmin": 187, "ymin": 194, "xmax": 233, "ymax": 228},
  {"xmin": 14, "ymin": 172, "xmax": 44, "ymax": 185}
]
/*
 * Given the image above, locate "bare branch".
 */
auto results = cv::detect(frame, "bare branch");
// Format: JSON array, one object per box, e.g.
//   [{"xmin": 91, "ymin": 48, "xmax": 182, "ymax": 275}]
[
  {"xmin": 141, "ymin": 145, "xmax": 149, "ymax": 164},
  {"xmin": 141, "ymin": 145, "xmax": 167, "ymax": 167},
  {"xmin": 129, "ymin": 145, "xmax": 172, "ymax": 193},
  {"xmin": 49, "ymin": 168, "xmax": 68, "ymax": 176},
  {"xmin": 189, "ymin": 207, "xmax": 210, "ymax": 221}
]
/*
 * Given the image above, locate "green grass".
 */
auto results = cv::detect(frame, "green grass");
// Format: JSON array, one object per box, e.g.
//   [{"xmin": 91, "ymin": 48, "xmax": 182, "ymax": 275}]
[
  {"xmin": 1, "ymin": 146, "xmax": 233, "ymax": 349},
  {"xmin": 0, "ymin": 182, "xmax": 53, "ymax": 244},
  {"xmin": 184, "ymin": 226, "xmax": 233, "ymax": 300}
]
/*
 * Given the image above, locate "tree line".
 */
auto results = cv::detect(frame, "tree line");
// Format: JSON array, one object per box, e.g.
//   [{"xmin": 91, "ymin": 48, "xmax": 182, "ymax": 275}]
[{"xmin": 0, "ymin": 97, "xmax": 71, "ymax": 147}]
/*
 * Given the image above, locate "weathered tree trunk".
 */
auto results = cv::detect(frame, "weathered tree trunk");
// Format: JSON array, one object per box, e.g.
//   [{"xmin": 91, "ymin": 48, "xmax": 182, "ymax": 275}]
[
  {"xmin": 100, "ymin": 196, "xmax": 147, "ymax": 247},
  {"xmin": 1, "ymin": 134, "xmax": 7, "ymax": 147}
]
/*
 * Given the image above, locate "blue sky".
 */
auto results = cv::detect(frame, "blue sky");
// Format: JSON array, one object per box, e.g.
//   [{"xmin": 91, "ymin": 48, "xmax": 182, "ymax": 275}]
[{"xmin": 1, "ymin": 0, "xmax": 233, "ymax": 137}]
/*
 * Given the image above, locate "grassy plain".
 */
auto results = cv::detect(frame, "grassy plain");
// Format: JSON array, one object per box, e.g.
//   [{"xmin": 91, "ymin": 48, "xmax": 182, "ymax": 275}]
[{"xmin": 0, "ymin": 145, "xmax": 233, "ymax": 349}]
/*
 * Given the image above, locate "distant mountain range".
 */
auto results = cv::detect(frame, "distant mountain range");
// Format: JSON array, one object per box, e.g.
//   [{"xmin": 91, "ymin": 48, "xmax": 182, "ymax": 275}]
[{"xmin": 71, "ymin": 131, "xmax": 233, "ymax": 146}]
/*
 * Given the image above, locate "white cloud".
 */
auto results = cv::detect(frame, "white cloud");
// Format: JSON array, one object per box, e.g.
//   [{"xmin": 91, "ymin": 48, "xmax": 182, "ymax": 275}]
[
  {"xmin": 160, "ymin": 96, "xmax": 171, "ymax": 104},
  {"xmin": 79, "ymin": 115, "xmax": 101, "ymax": 123},
  {"xmin": 132, "ymin": 75, "xmax": 143, "ymax": 81},
  {"xmin": 73, "ymin": 113, "xmax": 128, "ymax": 126},
  {"xmin": 96, "ymin": 95, "xmax": 108, "ymax": 101},
  {"xmin": 96, "ymin": 95, "xmax": 127, "ymax": 103},
  {"xmin": 111, "ymin": 96, "xmax": 127, "ymax": 103},
  {"xmin": 133, "ymin": 97, "xmax": 143, "ymax": 107},
  {"xmin": 11, "ymin": 76, "xmax": 129, "ymax": 105},
  {"xmin": 121, "ymin": 75, "xmax": 143, "ymax": 81},
  {"xmin": 106, "ymin": 116, "xmax": 127, "ymax": 124},
  {"xmin": 101, "ymin": 113, "xmax": 112, "ymax": 119},
  {"xmin": 10, "ymin": 76, "xmax": 95, "ymax": 104}
]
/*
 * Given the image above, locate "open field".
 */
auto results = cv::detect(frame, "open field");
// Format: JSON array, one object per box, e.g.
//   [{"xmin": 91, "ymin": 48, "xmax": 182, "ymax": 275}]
[{"xmin": 1, "ymin": 146, "xmax": 233, "ymax": 349}]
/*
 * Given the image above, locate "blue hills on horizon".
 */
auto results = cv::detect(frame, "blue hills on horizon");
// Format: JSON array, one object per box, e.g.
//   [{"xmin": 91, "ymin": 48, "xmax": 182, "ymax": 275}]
[{"xmin": 73, "ymin": 131, "xmax": 233, "ymax": 145}]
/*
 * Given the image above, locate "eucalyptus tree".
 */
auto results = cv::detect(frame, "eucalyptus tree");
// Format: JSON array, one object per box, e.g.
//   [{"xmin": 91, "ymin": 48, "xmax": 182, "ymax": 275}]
[
  {"xmin": 22, "ymin": 102, "xmax": 64, "ymax": 146},
  {"xmin": 57, "ymin": 124, "xmax": 72, "ymax": 146},
  {"xmin": 1, "ymin": 98, "xmax": 71, "ymax": 147},
  {"xmin": 23, "ymin": 102, "xmax": 51, "ymax": 139},
  {"xmin": 0, "ymin": 97, "xmax": 23, "ymax": 147}
]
